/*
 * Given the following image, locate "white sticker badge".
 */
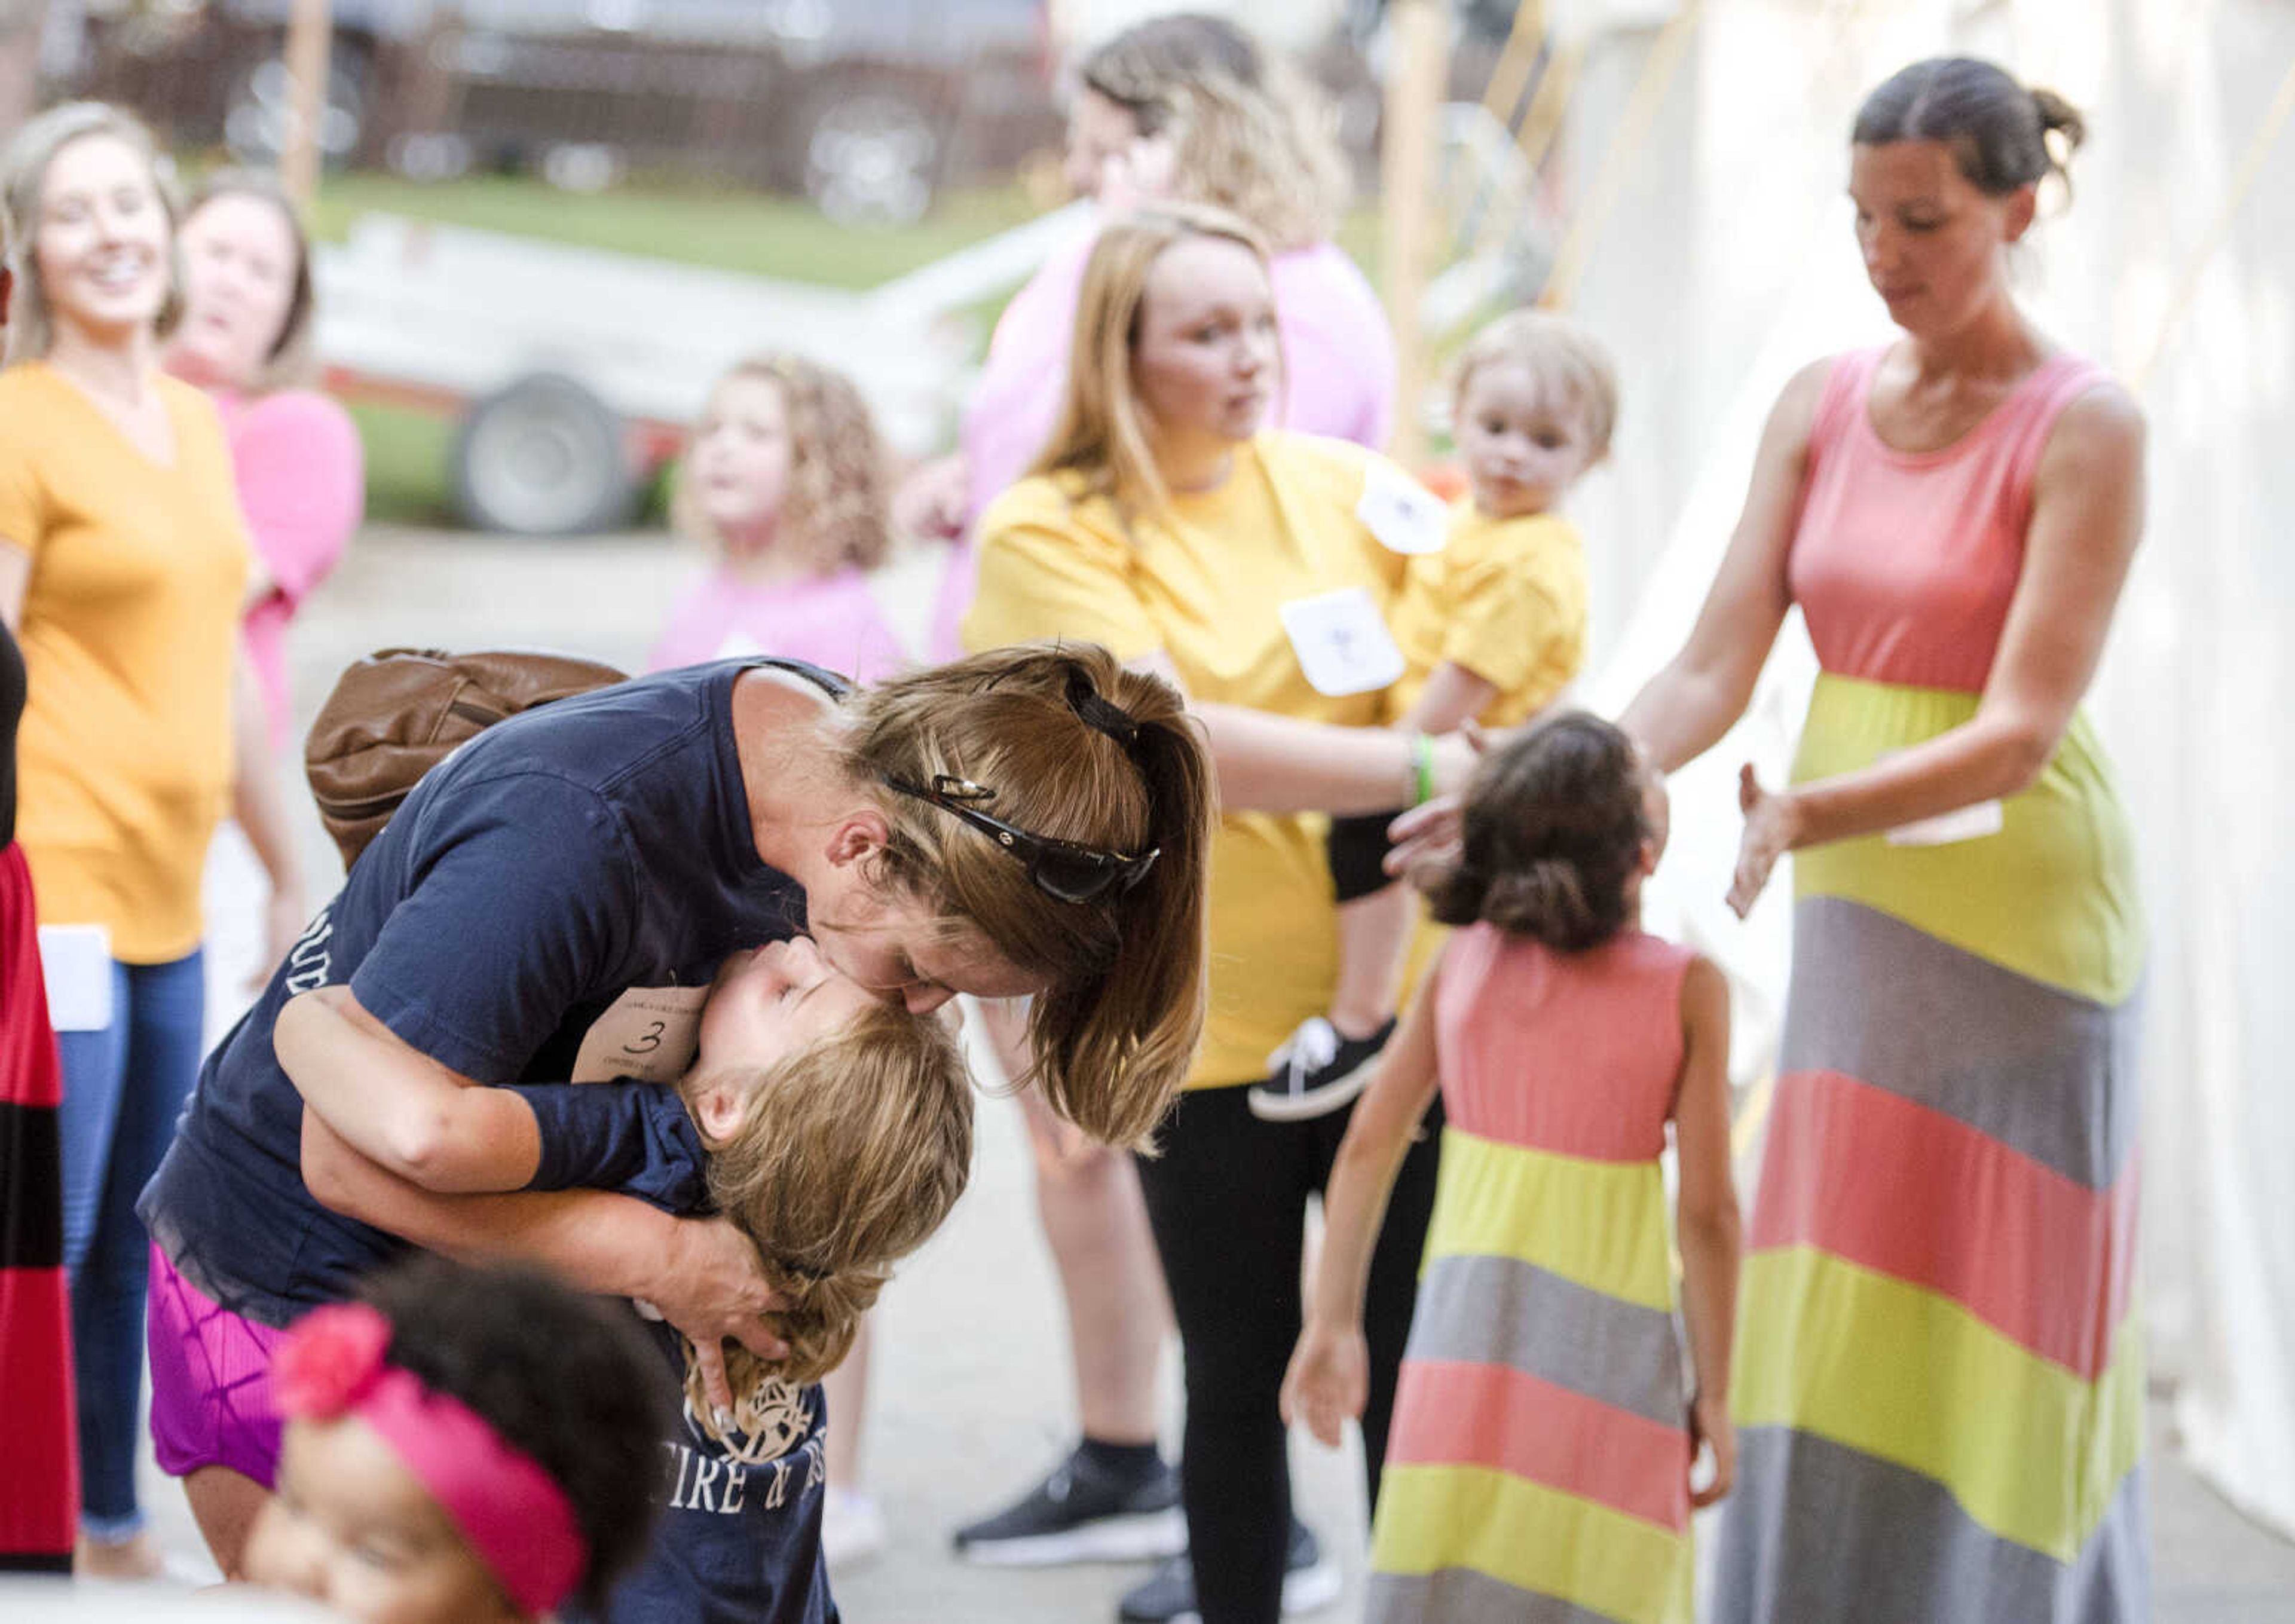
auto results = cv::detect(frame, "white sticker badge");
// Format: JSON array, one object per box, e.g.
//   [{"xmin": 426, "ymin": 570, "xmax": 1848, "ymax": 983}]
[
  {"xmin": 38, "ymin": 923, "xmax": 114, "ymax": 1033},
  {"xmin": 1355, "ymin": 460, "xmax": 1449, "ymax": 556},
  {"xmin": 570, "ymin": 984, "xmax": 711, "ymax": 1084},
  {"xmin": 1279, "ymin": 588, "xmax": 1406, "ymax": 698},
  {"xmin": 1886, "ymin": 799, "xmax": 2006, "ymax": 848}
]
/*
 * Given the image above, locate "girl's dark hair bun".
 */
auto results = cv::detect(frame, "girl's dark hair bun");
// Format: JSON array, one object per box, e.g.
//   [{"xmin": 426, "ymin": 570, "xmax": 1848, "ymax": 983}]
[{"xmin": 1425, "ymin": 712, "xmax": 1650, "ymax": 952}]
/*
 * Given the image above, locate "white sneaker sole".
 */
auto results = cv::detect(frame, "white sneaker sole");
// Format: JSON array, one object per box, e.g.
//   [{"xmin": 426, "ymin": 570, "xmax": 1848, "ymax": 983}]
[
  {"xmin": 1246, "ymin": 1060, "xmax": 1378, "ymax": 1122},
  {"xmin": 957, "ymin": 1506, "xmax": 1188, "ymax": 1567}
]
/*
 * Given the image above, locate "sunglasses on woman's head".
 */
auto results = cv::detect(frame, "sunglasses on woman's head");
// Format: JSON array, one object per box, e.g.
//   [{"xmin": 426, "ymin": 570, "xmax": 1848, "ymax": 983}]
[{"xmin": 882, "ymin": 773, "xmax": 1159, "ymax": 904}]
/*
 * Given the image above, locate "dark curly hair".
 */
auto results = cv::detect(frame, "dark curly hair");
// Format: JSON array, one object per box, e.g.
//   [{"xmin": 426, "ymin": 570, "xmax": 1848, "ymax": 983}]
[
  {"xmin": 359, "ymin": 1256, "xmax": 671, "ymax": 1614},
  {"xmin": 1427, "ymin": 711, "xmax": 1652, "ymax": 952}
]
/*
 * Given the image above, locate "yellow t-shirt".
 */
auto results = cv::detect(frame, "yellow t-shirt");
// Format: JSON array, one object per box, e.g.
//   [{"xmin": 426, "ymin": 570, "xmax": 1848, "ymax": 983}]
[
  {"xmin": 964, "ymin": 432, "xmax": 1436, "ymax": 1088},
  {"xmin": 0, "ymin": 363, "xmax": 252, "ymax": 962},
  {"xmin": 1387, "ymin": 504, "xmax": 1588, "ymax": 729}
]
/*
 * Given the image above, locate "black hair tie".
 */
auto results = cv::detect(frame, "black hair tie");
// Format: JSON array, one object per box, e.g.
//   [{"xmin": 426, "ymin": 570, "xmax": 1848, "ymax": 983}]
[{"xmin": 1065, "ymin": 666, "xmax": 1141, "ymax": 752}]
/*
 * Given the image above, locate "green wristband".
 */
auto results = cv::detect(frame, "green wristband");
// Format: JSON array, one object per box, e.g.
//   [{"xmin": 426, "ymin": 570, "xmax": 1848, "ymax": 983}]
[{"xmin": 1410, "ymin": 732, "xmax": 1436, "ymax": 807}]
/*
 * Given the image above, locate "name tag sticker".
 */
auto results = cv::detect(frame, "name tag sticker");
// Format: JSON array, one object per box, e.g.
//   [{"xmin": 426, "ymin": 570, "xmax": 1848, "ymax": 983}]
[
  {"xmin": 1280, "ymin": 588, "xmax": 1406, "ymax": 697},
  {"xmin": 38, "ymin": 924, "xmax": 113, "ymax": 1033},
  {"xmin": 571, "ymin": 984, "xmax": 711, "ymax": 1084},
  {"xmin": 1887, "ymin": 799, "xmax": 2005, "ymax": 847},
  {"xmin": 1356, "ymin": 461, "xmax": 1449, "ymax": 556}
]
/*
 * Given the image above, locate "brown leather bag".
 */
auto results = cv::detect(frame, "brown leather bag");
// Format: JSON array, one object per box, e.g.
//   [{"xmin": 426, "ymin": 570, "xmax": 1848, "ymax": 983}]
[{"xmin": 304, "ymin": 647, "xmax": 628, "ymax": 870}]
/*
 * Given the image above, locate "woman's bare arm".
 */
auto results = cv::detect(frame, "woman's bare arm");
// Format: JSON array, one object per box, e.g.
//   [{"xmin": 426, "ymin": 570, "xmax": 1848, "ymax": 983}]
[{"xmin": 1618, "ymin": 360, "xmax": 1827, "ymax": 772}]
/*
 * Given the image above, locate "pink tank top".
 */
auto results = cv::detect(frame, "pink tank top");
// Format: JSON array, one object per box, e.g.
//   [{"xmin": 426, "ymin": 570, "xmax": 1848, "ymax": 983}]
[
  {"xmin": 1788, "ymin": 347, "xmax": 2109, "ymax": 693},
  {"xmin": 1433, "ymin": 923, "xmax": 1693, "ymax": 1163}
]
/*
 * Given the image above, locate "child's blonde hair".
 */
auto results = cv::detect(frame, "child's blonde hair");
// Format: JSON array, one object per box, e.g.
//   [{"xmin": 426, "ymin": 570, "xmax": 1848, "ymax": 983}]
[
  {"xmin": 673, "ymin": 353, "xmax": 892, "ymax": 576},
  {"xmin": 1449, "ymin": 309, "xmax": 1621, "ymax": 461},
  {"xmin": 679, "ymin": 1001, "xmax": 972, "ymax": 1441}
]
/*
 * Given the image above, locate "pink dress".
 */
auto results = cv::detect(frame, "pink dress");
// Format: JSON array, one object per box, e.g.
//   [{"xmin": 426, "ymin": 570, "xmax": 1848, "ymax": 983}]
[
  {"xmin": 648, "ymin": 565, "xmax": 906, "ymax": 684},
  {"xmin": 1716, "ymin": 347, "xmax": 2144, "ymax": 1622},
  {"xmin": 210, "ymin": 389, "xmax": 365, "ymax": 750},
  {"xmin": 927, "ymin": 225, "xmax": 1397, "ymax": 658},
  {"xmin": 1368, "ymin": 923, "xmax": 1696, "ymax": 1623}
]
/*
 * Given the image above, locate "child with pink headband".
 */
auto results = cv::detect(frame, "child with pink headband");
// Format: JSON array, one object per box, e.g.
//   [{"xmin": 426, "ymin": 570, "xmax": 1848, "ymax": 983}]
[{"xmin": 243, "ymin": 1255, "xmax": 665, "ymax": 1622}]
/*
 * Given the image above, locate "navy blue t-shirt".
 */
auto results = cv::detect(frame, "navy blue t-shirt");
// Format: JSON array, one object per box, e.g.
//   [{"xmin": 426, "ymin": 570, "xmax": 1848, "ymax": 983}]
[
  {"xmin": 140, "ymin": 659, "xmax": 834, "ymax": 1324},
  {"xmin": 518, "ymin": 1079, "xmax": 837, "ymax": 1624}
]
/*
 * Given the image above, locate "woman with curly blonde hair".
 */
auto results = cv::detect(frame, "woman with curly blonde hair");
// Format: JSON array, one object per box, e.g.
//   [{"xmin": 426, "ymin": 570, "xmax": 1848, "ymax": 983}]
[{"xmin": 651, "ymin": 353, "xmax": 903, "ymax": 681}]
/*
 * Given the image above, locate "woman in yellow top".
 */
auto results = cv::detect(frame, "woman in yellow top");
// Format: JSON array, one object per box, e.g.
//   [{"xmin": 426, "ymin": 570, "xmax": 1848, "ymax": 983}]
[
  {"xmin": 0, "ymin": 102, "xmax": 300, "ymax": 1577},
  {"xmin": 964, "ymin": 204, "xmax": 1471, "ymax": 1624}
]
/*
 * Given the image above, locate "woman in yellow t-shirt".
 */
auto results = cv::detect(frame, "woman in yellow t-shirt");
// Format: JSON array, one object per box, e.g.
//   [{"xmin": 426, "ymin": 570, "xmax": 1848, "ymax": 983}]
[
  {"xmin": 963, "ymin": 204, "xmax": 1470, "ymax": 1624},
  {"xmin": 0, "ymin": 102, "xmax": 299, "ymax": 1577}
]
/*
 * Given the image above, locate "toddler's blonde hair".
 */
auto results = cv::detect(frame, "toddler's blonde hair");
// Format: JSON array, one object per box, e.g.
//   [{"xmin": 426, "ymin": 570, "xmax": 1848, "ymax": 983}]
[
  {"xmin": 1449, "ymin": 309, "xmax": 1620, "ymax": 461},
  {"xmin": 678, "ymin": 1001, "xmax": 972, "ymax": 1443}
]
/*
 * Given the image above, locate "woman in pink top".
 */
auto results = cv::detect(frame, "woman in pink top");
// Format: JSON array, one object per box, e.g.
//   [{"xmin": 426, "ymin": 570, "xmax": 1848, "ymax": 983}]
[
  {"xmin": 1613, "ymin": 59, "xmax": 2147, "ymax": 1621},
  {"xmin": 165, "ymin": 172, "xmax": 364, "ymax": 754},
  {"xmin": 166, "ymin": 172, "xmax": 361, "ymax": 1042},
  {"xmin": 648, "ymin": 354, "xmax": 902, "ymax": 684}
]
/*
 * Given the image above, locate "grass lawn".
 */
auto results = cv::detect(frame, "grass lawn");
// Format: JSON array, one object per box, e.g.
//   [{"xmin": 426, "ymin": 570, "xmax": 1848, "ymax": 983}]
[{"xmin": 311, "ymin": 172, "xmax": 1046, "ymax": 288}]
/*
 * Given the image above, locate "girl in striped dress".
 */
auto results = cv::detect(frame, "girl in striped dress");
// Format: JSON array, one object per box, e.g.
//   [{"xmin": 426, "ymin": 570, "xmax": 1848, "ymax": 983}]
[{"xmin": 1284, "ymin": 713, "xmax": 1740, "ymax": 1623}]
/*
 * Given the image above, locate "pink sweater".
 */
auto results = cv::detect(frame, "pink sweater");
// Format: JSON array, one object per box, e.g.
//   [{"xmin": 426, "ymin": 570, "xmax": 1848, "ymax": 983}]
[
  {"xmin": 212, "ymin": 389, "xmax": 365, "ymax": 749},
  {"xmin": 647, "ymin": 565, "xmax": 907, "ymax": 685},
  {"xmin": 929, "ymin": 224, "xmax": 1397, "ymax": 657}
]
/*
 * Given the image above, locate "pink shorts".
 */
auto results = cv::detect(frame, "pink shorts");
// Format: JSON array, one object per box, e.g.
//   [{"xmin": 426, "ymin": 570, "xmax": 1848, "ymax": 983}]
[{"xmin": 145, "ymin": 1243, "xmax": 288, "ymax": 1487}]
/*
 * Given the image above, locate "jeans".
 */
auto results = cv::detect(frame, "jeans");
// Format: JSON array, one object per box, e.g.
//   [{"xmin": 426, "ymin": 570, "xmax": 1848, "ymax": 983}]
[{"xmin": 56, "ymin": 950, "xmax": 206, "ymax": 1539}]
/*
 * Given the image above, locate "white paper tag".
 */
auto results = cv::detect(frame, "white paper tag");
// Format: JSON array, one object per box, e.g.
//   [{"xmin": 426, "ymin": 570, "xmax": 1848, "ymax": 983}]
[
  {"xmin": 1886, "ymin": 799, "xmax": 2005, "ymax": 847},
  {"xmin": 37, "ymin": 924, "xmax": 113, "ymax": 1033},
  {"xmin": 570, "ymin": 985, "xmax": 711, "ymax": 1084},
  {"xmin": 1355, "ymin": 461, "xmax": 1449, "ymax": 556},
  {"xmin": 1278, "ymin": 588, "xmax": 1407, "ymax": 697}
]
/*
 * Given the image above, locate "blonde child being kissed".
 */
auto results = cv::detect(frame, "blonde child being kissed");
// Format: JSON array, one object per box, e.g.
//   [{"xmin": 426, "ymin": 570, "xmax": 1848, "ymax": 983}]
[
  {"xmin": 1254, "ymin": 311, "xmax": 1619, "ymax": 1119},
  {"xmin": 276, "ymin": 934, "xmax": 972, "ymax": 1621},
  {"xmin": 649, "ymin": 354, "xmax": 906, "ymax": 683},
  {"xmin": 1283, "ymin": 714, "xmax": 1740, "ymax": 1623}
]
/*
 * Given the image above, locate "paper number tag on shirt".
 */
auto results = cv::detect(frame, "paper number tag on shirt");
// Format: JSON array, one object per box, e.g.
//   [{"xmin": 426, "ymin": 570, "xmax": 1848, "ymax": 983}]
[
  {"xmin": 570, "ymin": 985, "xmax": 711, "ymax": 1084},
  {"xmin": 1279, "ymin": 588, "xmax": 1406, "ymax": 698},
  {"xmin": 1887, "ymin": 799, "xmax": 2005, "ymax": 848},
  {"xmin": 1355, "ymin": 461, "xmax": 1449, "ymax": 556},
  {"xmin": 37, "ymin": 924, "xmax": 114, "ymax": 1033}
]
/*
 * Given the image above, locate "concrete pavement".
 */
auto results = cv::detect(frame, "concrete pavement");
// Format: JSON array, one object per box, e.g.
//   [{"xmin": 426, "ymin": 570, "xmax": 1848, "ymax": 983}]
[{"xmin": 123, "ymin": 524, "xmax": 2295, "ymax": 1622}]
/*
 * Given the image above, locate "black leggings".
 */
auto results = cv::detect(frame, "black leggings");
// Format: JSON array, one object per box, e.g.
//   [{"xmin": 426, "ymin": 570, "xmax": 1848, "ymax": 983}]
[{"xmin": 1135, "ymin": 1082, "xmax": 1443, "ymax": 1624}]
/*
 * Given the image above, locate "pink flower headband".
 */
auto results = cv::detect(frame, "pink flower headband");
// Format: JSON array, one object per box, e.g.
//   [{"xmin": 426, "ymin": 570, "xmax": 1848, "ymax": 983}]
[{"xmin": 273, "ymin": 1302, "xmax": 588, "ymax": 1616}]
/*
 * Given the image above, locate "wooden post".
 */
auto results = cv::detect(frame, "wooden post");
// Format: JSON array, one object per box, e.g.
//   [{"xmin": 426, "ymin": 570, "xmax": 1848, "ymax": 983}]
[
  {"xmin": 1381, "ymin": 0, "xmax": 1449, "ymax": 467},
  {"xmin": 280, "ymin": 0, "xmax": 332, "ymax": 206}
]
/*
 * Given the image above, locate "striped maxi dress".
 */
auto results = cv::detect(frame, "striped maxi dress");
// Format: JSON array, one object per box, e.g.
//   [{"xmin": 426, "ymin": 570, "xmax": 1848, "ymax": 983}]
[
  {"xmin": 1368, "ymin": 922, "xmax": 1701, "ymax": 1624},
  {"xmin": 1715, "ymin": 346, "xmax": 2147, "ymax": 1620}
]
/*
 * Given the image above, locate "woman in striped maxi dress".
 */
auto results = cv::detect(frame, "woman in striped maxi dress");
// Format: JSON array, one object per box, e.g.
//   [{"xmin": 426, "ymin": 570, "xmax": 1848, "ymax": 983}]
[
  {"xmin": 1284, "ymin": 715, "xmax": 1741, "ymax": 1623},
  {"xmin": 1621, "ymin": 58, "xmax": 2149, "ymax": 1620}
]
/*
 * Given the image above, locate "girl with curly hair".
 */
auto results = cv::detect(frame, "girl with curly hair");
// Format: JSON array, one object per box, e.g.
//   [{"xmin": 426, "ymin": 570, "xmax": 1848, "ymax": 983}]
[{"xmin": 650, "ymin": 354, "xmax": 903, "ymax": 683}]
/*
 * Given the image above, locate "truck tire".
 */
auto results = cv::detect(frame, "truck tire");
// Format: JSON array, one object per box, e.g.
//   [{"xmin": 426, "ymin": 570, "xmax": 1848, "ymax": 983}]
[{"xmin": 449, "ymin": 374, "xmax": 638, "ymax": 537}]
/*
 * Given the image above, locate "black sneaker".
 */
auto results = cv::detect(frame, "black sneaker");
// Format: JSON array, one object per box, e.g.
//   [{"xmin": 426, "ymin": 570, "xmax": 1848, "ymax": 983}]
[
  {"xmin": 952, "ymin": 1443, "xmax": 1186, "ymax": 1567},
  {"xmin": 1116, "ymin": 1520, "xmax": 1342, "ymax": 1622},
  {"xmin": 1248, "ymin": 1015, "xmax": 1396, "ymax": 1121}
]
